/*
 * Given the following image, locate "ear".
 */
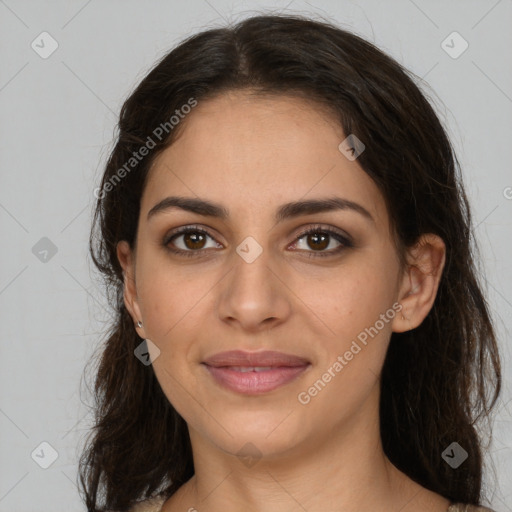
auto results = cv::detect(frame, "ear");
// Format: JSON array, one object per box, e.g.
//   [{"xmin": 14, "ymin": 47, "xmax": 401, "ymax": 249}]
[
  {"xmin": 392, "ymin": 233, "xmax": 446, "ymax": 333},
  {"xmin": 117, "ymin": 240, "xmax": 146, "ymax": 339}
]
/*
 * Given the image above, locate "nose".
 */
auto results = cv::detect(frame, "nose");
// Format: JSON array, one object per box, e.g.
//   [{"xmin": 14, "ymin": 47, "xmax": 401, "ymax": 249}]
[{"xmin": 217, "ymin": 246, "xmax": 292, "ymax": 333}]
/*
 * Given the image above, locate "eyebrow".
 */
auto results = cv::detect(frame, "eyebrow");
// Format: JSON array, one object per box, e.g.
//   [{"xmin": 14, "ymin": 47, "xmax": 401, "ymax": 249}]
[{"xmin": 147, "ymin": 195, "xmax": 374, "ymax": 224}]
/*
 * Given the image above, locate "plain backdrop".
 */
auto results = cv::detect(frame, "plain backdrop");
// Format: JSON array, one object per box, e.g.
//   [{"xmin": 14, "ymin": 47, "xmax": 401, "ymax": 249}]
[{"xmin": 0, "ymin": 1, "xmax": 511, "ymax": 511}]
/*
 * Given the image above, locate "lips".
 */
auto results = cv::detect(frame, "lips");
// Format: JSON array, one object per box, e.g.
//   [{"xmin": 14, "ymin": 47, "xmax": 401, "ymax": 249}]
[
  {"xmin": 202, "ymin": 350, "xmax": 311, "ymax": 394},
  {"xmin": 202, "ymin": 350, "xmax": 310, "ymax": 368}
]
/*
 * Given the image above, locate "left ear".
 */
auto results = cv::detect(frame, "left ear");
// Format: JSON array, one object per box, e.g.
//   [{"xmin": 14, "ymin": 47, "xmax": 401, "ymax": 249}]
[{"xmin": 392, "ymin": 233, "xmax": 446, "ymax": 333}]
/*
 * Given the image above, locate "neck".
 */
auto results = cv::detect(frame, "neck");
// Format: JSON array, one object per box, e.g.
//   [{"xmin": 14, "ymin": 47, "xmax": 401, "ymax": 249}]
[{"xmin": 163, "ymin": 387, "xmax": 450, "ymax": 512}]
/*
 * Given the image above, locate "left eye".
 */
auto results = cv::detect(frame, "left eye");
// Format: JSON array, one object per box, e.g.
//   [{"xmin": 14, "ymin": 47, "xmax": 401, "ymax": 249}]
[
  {"xmin": 288, "ymin": 225, "xmax": 353, "ymax": 258},
  {"xmin": 163, "ymin": 225, "xmax": 352, "ymax": 258},
  {"xmin": 292, "ymin": 228, "xmax": 348, "ymax": 254}
]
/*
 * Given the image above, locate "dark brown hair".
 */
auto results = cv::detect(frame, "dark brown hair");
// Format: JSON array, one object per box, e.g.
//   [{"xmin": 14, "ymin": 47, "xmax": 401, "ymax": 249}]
[{"xmin": 79, "ymin": 13, "xmax": 501, "ymax": 511}]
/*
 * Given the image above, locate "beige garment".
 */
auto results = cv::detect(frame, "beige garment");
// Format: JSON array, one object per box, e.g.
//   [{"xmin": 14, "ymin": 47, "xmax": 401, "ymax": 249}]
[
  {"xmin": 448, "ymin": 505, "xmax": 495, "ymax": 512},
  {"xmin": 127, "ymin": 495, "xmax": 166, "ymax": 512},
  {"xmin": 127, "ymin": 496, "xmax": 496, "ymax": 512}
]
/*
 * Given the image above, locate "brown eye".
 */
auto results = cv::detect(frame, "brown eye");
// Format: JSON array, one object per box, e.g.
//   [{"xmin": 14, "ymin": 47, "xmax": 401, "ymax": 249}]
[
  {"xmin": 291, "ymin": 225, "xmax": 353, "ymax": 258},
  {"xmin": 181, "ymin": 232, "xmax": 207, "ymax": 250},
  {"xmin": 163, "ymin": 226, "xmax": 222, "ymax": 257},
  {"xmin": 305, "ymin": 232, "xmax": 329, "ymax": 251}
]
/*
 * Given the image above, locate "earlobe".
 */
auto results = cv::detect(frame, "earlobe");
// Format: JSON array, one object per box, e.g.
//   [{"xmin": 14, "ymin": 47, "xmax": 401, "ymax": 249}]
[
  {"xmin": 392, "ymin": 233, "xmax": 446, "ymax": 333},
  {"xmin": 116, "ymin": 240, "xmax": 145, "ymax": 337}
]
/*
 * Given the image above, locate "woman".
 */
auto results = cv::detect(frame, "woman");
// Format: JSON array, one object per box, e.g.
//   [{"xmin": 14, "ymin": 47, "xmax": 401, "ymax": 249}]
[{"xmin": 79, "ymin": 14, "xmax": 501, "ymax": 512}]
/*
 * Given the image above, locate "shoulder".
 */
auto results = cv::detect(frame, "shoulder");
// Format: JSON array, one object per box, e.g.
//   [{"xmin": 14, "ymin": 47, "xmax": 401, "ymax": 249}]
[
  {"xmin": 127, "ymin": 495, "xmax": 166, "ymax": 512},
  {"xmin": 122, "ymin": 497, "xmax": 498, "ymax": 512},
  {"xmin": 448, "ymin": 504, "xmax": 496, "ymax": 512}
]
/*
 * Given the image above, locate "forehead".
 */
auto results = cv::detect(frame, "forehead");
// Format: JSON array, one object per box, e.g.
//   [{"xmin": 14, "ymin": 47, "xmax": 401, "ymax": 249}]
[{"xmin": 141, "ymin": 92, "xmax": 388, "ymax": 229}]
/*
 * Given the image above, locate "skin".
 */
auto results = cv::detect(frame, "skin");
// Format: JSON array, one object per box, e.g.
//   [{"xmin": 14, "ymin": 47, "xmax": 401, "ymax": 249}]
[{"xmin": 117, "ymin": 91, "xmax": 448, "ymax": 512}]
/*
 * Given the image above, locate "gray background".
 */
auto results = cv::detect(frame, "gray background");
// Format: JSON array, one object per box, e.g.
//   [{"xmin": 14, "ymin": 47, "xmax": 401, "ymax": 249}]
[{"xmin": 0, "ymin": 0, "xmax": 511, "ymax": 510}]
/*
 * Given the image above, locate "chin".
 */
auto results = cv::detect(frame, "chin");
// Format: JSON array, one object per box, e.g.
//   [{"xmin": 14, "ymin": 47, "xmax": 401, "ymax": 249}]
[{"xmin": 205, "ymin": 412, "xmax": 307, "ymax": 458}]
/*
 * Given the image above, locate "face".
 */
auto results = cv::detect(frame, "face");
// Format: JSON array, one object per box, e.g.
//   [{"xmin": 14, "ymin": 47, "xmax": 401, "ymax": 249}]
[{"xmin": 117, "ymin": 91, "xmax": 444, "ymax": 462}]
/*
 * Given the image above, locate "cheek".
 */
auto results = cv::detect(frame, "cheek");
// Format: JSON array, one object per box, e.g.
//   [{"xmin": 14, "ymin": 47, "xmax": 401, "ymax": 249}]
[
  {"xmin": 295, "ymin": 274, "xmax": 397, "ymax": 423},
  {"xmin": 306, "ymin": 262, "xmax": 397, "ymax": 342},
  {"xmin": 299, "ymin": 265, "xmax": 399, "ymax": 401},
  {"xmin": 136, "ymin": 267, "xmax": 204, "ymax": 410},
  {"xmin": 135, "ymin": 251, "xmax": 214, "ymax": 343}
]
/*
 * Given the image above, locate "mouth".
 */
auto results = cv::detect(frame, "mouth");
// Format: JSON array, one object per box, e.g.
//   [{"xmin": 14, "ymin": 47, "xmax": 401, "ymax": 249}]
[
  {"xmin": 201, "ymin": 350, "xmax": 311, "ymax": 394},
  {"xmin": 202, "ymin": 349, "xmax": 310, "ymax": 367}
]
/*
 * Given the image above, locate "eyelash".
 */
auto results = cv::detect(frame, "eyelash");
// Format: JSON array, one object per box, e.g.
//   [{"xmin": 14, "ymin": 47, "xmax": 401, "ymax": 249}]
[{"xmin": 163, "ymin": 224, "xmax": 353, "ymax": 259}]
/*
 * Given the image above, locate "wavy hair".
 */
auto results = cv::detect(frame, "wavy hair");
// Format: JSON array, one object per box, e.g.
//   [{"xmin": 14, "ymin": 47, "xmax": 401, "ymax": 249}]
[{"xmin": 79, "ymin": 13, "xmax": 501, "ymax": 511}]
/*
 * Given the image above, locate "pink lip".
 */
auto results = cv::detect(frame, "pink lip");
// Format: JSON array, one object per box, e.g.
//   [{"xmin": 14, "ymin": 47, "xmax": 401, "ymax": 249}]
[
  {"xmin": 202, "ymin": 350, "xmax": 310, "ymax": 395},
  {"xmin": 203, "ymin": 350, "xmax": 310, "ymax": 367}
]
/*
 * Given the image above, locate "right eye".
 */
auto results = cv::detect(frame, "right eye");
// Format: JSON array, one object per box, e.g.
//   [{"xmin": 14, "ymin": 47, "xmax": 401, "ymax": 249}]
[{"xmin": 163, "ymin": 225, "xmax": 223, "ymax": 257}]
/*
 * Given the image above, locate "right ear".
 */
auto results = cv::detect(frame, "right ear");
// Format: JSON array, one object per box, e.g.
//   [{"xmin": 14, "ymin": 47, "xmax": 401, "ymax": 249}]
[{"xmin": 117, "ymin": 240, "xmax": 146, "ymax": 338}]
